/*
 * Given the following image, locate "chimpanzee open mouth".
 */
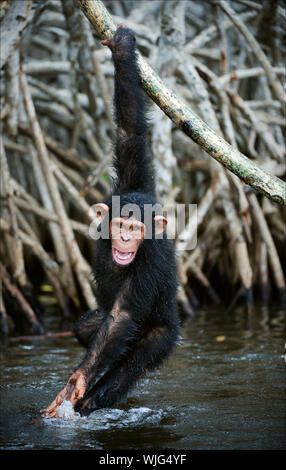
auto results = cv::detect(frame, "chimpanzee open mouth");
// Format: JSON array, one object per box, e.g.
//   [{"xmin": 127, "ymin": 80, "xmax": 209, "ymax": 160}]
[{"xmin": 112, "ymin": 247, "xmax": 137, "ymax": 266}]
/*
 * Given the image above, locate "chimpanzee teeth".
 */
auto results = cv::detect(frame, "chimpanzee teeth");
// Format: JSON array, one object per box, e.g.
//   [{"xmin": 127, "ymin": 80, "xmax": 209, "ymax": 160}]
[{"xmin": 115, "ymin": 249, "xmax": 132, "ymax": 260}]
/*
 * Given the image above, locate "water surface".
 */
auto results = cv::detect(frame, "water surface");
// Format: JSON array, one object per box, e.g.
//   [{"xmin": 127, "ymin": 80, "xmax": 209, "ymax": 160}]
[{"xmin": 0, "ymin": 307, "xmax": 285, "ymax": 450}]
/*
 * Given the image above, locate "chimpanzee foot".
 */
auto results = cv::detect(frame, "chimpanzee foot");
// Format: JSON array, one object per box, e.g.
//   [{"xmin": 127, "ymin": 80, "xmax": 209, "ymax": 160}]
[
  {"xmin": 74, "ymin": 390, "xmax": 107, "ymax": 416},
  {"xmin": 74, "ymin": 396, "xmax": 93, "ymax": 417},
  {"xmin": 74, "ymin": 381, "xmax": 122, "ymax": 416}
]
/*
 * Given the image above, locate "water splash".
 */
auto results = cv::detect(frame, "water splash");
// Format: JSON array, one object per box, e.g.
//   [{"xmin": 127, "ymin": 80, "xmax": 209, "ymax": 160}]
[
  {"xmin": 56, "ymin": 400, "xmax": 81, "ymax": 420},
  {"xmin": 42, "ymin": 405, "xmax": 164, "ymax": 430},
  {"xmin": 96, "ymin": 407, "xmax": 164, "ymax": 429}
]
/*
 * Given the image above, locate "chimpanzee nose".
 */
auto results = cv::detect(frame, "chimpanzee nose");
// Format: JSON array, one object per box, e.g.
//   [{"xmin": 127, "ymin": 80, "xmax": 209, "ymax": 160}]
[{"xmin": 121, "ymin": 229, "xmax": 130, "ymax": 242}]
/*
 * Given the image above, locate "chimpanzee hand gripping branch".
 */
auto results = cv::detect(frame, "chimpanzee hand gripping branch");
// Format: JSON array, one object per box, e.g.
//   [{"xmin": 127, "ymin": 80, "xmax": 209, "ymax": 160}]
[{"xmin": 43, "ymin": 26, "xmax": 180, "ymax": 418}]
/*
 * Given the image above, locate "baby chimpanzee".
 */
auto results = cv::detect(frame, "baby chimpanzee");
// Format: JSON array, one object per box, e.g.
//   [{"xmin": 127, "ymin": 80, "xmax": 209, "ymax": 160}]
[{"xmin": 43, "ymin": 25, "xmax": 180, "ymax": 417}]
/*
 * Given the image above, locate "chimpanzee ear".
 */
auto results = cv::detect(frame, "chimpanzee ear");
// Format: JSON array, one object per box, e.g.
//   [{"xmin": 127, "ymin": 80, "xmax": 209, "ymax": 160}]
[
  {"xmin": 154, "ymin": 215, "xmax": 168, "ymax": 235},
  {"xmin": 94, "ymin": 203, "xmax": 109, "ymax": 222}
]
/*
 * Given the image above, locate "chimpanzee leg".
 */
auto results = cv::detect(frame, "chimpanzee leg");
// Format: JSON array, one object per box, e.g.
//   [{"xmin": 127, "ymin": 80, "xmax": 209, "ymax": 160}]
[
  {"xmin": 73, "ymin": 309, "xmax": 107, "ymax": 348},
  {"xmin": 74, "ymin": 325, "xmax": 179, "ymax": 416}
]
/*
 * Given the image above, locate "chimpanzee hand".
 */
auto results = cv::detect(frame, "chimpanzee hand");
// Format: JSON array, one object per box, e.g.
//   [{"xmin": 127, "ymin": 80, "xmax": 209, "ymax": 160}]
[
  {"xmin": 102, "ymin": 24, "xmax": 136, "ymax": 55},
  {"xmin": 41, "ymin": 370, "xmax": 86, "ymax": 419}
]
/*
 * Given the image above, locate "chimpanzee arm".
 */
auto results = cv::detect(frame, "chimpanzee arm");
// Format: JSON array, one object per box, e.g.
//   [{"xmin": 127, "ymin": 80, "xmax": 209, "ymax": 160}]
[
  {"xmin": 42, "ymin": 305, "xmax": 139, "ymax": 418},
  {"xmin": 102, "ymin": 25, "xmax": 155, "ymax": 195},
  {"xmin": 75, "ymin": 322, "xmax": 180, "ymax": 416},
  {"xmin": 77, "ymin": 305, "xmax": 138, "ymax": 386}
]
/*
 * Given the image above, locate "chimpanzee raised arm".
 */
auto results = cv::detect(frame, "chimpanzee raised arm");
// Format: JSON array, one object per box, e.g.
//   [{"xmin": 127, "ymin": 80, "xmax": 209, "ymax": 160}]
[
  {"xmin": 104, "ymin": 24, "xmax": 155, "ymax": 196},
  {"xmin": 42, "ymin": 25, "xmax": 180, "ymax": 418}
]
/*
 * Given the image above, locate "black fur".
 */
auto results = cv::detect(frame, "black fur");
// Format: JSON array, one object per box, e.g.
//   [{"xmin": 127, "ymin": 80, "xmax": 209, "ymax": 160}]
[{"xmin": 73, "ymin": 27, "xmax": 180, "ymax": 416}]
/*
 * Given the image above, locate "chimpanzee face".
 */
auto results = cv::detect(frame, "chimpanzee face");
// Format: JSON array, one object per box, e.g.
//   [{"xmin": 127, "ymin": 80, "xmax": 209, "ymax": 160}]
[
  {"xmin": 94, "ymin": 203, "xmax": 168, "ymax": 267},
  {"xmin": 110, "ymin": 216, "xmax": 145, "ymax": 266}
]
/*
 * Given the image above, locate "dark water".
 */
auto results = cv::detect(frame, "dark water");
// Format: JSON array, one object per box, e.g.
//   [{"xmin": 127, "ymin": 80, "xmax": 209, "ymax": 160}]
[{"xmin": 0, "ymin": 307, "xmax": 285, "ymax": 450}]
